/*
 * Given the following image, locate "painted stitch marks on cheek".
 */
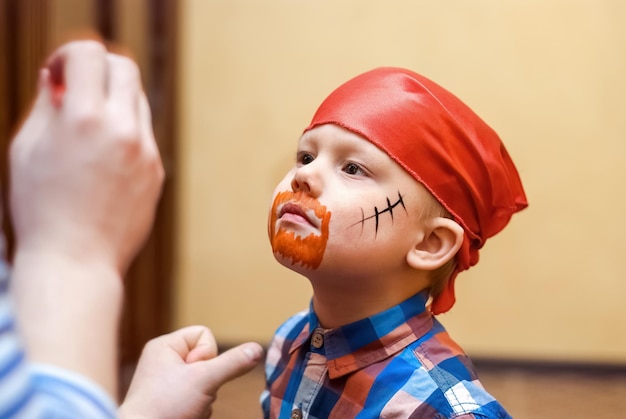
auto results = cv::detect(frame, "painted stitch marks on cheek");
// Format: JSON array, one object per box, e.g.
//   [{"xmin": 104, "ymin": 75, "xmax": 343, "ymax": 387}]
[
  {"xmin": 351, "ymin": 191, "xmax": 407, "ymax": 236},
  {"xmin": 269, "ymin": 191, "xmax": 331, "ymax": 269}
]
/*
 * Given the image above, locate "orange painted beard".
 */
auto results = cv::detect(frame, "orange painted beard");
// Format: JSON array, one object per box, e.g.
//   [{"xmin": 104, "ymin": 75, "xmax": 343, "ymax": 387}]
[{"xmin": 269, "ymin": 191, "xmax": 331, "ymax": 269}]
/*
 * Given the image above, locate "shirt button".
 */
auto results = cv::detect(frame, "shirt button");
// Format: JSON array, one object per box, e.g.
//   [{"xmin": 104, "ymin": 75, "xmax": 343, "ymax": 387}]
[
  {"xmin": 311, "ymin": 329, "xmax": 324, "ymax": 348},
  {"xmin": 291, "ymin": 408, "xmax": 303, "ymax": 419}
]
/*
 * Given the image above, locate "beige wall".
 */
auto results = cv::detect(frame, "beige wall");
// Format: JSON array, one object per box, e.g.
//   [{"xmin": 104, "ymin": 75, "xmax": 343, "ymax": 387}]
[{"xmin": 175, "ymin": 0, "xmax": 626, "ymax": 364}]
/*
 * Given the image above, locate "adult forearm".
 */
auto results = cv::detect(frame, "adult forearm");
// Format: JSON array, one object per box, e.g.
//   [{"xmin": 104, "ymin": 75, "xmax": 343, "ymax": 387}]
[{"xmin": 10, "ymin": 248, "xmax": 124, "ymax": 398}]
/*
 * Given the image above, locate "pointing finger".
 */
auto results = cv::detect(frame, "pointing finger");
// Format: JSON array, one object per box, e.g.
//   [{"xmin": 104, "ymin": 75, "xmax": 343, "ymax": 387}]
[{"xmin": 201, "ymin": 342, "xmax": 264, "ymax": 391}]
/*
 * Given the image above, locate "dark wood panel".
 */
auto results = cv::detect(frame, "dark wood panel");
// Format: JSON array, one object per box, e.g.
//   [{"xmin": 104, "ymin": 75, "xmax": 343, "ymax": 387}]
[
  {"xmin": 0, "ymin": 0, "xmax": 50, "ymax": 259},
  {"xmin": 115, "ymin": 0, "xmax": 179, "ymax": 368}
]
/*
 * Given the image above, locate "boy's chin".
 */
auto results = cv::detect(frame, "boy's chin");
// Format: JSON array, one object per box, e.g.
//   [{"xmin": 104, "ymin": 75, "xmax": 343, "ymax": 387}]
[
  {"xmin": 272, "ymin": 250, "xmax": 318, "ymax": 274},
  {"xmin": 269, "ymin": 230, "xmax": 327, "ymax": 270}
]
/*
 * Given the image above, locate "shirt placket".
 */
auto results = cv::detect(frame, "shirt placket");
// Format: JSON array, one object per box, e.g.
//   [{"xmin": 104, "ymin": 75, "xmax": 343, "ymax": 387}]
[{"xmin": 290, "ymin": 328, "xmax": 327, "ymax": 419}]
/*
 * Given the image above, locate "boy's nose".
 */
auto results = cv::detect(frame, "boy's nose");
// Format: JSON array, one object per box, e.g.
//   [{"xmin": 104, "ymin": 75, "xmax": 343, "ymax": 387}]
[{"xmin": 290, "ymin": 165, "xmax": 321, "ymax": 196}]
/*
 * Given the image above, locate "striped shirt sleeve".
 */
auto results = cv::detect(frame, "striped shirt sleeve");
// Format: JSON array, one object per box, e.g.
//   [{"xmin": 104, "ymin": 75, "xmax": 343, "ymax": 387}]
[{"xmin": 0, "ymin": 230, "xmax": 117, "ymax": 419}]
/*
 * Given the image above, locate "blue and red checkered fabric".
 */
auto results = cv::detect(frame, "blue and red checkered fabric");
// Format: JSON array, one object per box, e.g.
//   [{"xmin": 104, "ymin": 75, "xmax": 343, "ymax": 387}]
[{"xmin": 262, "ymin": 292, "xmax": 511, "ymax": 418}]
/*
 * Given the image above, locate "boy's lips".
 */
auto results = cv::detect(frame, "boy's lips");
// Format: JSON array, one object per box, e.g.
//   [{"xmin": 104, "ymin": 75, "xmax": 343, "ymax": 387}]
[{"xmin": 278, "ymin": 202, "xmax": 321, "ymax": 229}]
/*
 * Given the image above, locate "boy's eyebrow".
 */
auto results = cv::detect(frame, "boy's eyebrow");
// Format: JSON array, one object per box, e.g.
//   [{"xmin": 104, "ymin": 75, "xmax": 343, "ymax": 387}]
[{"xmin": 351, "ymin": 192, "xmax": 407, "ymax": 236}]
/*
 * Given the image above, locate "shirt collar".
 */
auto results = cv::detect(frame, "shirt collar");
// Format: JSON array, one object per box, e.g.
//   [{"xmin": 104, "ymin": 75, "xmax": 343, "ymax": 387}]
[{"xmin": 288, "ymin": 292, "xmax": 433, "ymax": 379}]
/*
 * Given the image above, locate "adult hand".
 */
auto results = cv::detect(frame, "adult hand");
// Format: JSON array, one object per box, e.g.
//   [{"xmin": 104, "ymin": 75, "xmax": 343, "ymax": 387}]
[
  {"xmin": 119, "ymin": 326, "xmax": 264, "ymax": 419},
  {"xmin": 10, "ymin": 40, "xmax": 164, "ymax": 275},
  {"xmin": 9, "ymin": 40, "xmax": 164, "ymax": 396}
]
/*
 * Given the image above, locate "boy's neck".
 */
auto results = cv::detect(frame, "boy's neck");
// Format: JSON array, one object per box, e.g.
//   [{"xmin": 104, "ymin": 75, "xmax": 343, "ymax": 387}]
[{"xmin": 310, "ymin": 277, "xmax": 430, "ymax": 329}]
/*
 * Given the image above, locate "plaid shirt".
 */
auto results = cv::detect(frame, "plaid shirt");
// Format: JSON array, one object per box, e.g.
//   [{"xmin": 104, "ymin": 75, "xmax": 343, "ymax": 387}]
[{"xmin": 262, "ymin": 292, "xmax": 511, "ymax": 419}]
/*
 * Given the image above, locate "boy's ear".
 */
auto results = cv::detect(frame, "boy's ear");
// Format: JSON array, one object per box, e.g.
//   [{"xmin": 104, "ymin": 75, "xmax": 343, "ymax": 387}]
[{"xmin": 406, "ymin": 217, "xmax": 464, "ymax": 271}]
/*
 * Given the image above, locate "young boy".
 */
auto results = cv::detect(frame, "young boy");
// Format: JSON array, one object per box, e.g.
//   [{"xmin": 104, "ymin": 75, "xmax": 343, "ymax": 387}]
[{"xmin": 262, "ymin": 67, "xmax": 527, "ymax": 418}]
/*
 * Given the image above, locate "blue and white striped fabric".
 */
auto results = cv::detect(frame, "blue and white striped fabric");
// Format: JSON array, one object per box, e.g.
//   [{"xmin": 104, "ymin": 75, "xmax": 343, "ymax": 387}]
[{"xmin": 0, "ymin": 231, "xmax": 117, "ymax": 418}]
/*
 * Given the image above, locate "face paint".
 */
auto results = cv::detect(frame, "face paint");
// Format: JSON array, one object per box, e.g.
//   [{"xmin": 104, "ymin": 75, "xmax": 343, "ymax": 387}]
[
  {"xmin": 269, "ymin": 190, "xmax": 331, "ymax": 269},
  {"xmin": 351, "ymin": 192, "xmax": 407, "ymax": 237}
]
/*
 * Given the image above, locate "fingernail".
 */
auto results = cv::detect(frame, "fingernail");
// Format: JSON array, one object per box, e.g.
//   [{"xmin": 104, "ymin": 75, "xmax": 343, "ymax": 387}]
[{"xmin": 243, "ymin": 344, "xmax": 263, "ymax": 362}]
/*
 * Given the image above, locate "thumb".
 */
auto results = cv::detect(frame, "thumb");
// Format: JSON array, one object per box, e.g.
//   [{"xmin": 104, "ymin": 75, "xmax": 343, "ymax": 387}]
[{"xmin": 203, "ymin": 342, "xmax": 264, "ymax": 389}]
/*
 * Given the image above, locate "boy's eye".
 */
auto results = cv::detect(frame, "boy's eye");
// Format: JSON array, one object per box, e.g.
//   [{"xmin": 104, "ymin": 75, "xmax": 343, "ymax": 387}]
[
  {"xmin": 297, "ymin": 152, "xmax": 314, "ymax": 165},
  {"xmin": 343, "ymin": 162, "xmax": 365, "ymax": 176}
]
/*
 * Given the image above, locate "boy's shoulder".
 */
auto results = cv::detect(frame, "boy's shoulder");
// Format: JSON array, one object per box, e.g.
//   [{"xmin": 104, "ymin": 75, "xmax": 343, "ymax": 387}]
[{"xmin": 394, "ymin": 321, "xmax": 510, "ymax": 418}]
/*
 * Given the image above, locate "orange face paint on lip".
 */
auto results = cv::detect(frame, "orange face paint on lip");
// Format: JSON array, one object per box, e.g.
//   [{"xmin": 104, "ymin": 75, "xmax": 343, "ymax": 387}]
[{"xmin": 269, "ymin": 191, "xmax": 331, "ymax": 269}]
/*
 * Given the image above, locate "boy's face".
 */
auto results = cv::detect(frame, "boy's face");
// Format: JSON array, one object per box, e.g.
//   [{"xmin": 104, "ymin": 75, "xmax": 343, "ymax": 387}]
[{"xmin": 268, "ymin": 124, "xmax": 432, "ymax": 281}]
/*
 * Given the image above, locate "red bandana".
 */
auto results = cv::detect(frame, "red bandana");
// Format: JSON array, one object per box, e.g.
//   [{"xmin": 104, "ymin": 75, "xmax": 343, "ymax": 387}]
[{"xmin": 304, "ymin": 67, "xmax": 528, "ymax": 314}]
